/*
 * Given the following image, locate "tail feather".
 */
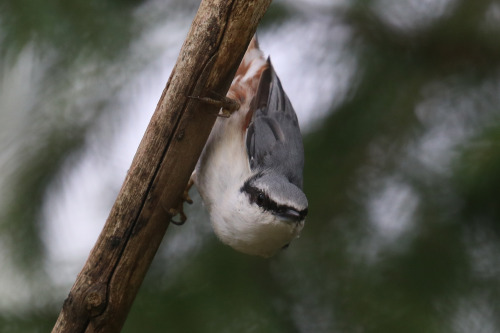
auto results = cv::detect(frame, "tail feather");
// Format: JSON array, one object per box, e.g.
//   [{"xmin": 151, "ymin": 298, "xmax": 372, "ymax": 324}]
[
  {"xmin": 235, "ymin": 36, "xmax": 266, "ymax": 78},
  {"xmin": 229, "ymin": 36, "xmax": 268, "ymax": 106}
]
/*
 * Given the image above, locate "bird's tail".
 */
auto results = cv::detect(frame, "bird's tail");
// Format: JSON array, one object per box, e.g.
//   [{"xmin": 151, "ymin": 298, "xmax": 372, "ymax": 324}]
[
  {"xmin": 235, "ymin": 35, "xmax": 267, "ymax": 78},
  {"xmin": 227, "ymin": 35, "xmax": 269, "ymax": 125}
]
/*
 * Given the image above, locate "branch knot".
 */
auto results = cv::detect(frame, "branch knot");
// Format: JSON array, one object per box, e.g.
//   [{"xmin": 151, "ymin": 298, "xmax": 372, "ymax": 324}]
[{"xmin": 85, "ymin": 284, "xmax": 108, "ymax": 317}]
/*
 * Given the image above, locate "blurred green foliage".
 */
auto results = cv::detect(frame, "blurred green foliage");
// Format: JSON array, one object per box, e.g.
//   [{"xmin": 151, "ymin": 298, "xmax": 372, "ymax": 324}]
[
  {"xmin": 0, "ymin": 0, "xmax": 139, "ymax": 278},
  {"xmin": 0, "ymin": 0, "xmax": 141, "ymax": 55},
  {"xmin": 1, "ymin": 0, "xmax": 500, "ymax": 332}
]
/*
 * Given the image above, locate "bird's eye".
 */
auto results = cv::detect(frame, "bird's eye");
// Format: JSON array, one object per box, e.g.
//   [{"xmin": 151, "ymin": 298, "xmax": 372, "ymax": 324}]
[{"xmin": 256, "ymin": 192, "xmax": 265, "ymax": 207}]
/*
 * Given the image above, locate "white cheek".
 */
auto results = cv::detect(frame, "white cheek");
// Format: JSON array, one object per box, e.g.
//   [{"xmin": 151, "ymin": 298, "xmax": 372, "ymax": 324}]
[{"xmin": 210, "ymin": 191, "xmax": 304, "ymax": 258}]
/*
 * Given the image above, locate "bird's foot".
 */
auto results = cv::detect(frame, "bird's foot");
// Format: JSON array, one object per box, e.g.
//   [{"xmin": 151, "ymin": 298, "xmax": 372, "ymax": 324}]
[
  {"xmin": 188, "ymin": 91, "xmax": 240, "ymax": 118},
  {"xmin": 169, "ymin": 178, "xmax": 194, "ymax": 226}
]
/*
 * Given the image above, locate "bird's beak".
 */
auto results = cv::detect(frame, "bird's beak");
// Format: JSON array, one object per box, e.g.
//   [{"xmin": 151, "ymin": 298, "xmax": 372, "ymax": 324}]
[{"xmin": 276, "ymin": 208, "xmax": 303, "ymax": 223}]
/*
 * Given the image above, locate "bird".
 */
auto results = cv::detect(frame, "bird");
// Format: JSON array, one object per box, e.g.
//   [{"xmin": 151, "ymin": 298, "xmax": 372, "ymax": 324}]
[{"xmin": 192, "ymin": 37, "xmax": 308, "ymax": 258}]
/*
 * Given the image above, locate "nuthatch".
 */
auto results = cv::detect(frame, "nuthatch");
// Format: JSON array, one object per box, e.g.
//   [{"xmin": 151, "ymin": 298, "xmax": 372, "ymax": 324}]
[{"xmin": 191, "ymin": 37, "xmax": 308, "ymax": 258}]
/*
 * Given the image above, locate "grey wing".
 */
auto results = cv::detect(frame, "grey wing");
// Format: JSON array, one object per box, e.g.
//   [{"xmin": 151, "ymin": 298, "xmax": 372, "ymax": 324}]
[{"xmin": 246, "ymin": 58, "xmax": 305, "ymax": 189}]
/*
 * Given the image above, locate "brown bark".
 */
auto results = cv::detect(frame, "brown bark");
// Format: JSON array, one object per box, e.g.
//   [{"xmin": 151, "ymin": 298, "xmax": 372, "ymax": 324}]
[{"xmin": 51, "ymin": 0, "xmax": 272, "ymax": 332}]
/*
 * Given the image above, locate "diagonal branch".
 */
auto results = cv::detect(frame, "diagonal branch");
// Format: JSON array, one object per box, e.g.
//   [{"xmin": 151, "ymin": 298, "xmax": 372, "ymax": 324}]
[{"xmin": 52, "ymin": 0, "xmax": 272, "ymax": 332}]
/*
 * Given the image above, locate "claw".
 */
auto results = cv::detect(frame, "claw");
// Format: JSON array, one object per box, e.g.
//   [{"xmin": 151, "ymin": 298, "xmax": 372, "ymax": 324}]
[
  {"xmin": 169, "ymin": 177, "xmax": 194, "ymax": 226},
  {"xmin": 169, "ymin": 208, "xmax": 187, "ymax": 226},
  {"xmin": 188, "ymin": 91, "xmax": 240, "ymax": 118}
]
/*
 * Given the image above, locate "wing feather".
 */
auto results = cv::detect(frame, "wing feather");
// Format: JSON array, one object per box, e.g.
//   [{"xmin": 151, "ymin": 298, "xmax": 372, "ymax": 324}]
[{"xmin": 246, "ymin": 58, "xmax": 304, "ymax": 189}]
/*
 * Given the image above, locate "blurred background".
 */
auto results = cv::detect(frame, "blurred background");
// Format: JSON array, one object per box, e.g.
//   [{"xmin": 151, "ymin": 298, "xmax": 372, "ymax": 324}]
[{"xmin": 1, "ymin": 0, "xmax": 500, "ymax": 332}]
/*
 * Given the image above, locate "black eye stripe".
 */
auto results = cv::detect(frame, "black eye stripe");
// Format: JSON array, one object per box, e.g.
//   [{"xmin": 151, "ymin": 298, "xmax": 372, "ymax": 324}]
[
  {"xmin": 241, "ymin": 182, "xmax": 268, "ymax": 207},
  {"xmin": 256, "ymin": 192, "xmax": 266, "ymax": 206},
  {"xmin": 240, "ymin": 181, "xmax": 308, "ymax": 220}
]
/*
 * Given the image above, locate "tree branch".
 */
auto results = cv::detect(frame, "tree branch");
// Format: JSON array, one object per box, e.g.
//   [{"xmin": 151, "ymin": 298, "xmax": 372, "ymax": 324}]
[{"xmin": 52, "ymin": 0, "xmax": 272, "ymax": 332}]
